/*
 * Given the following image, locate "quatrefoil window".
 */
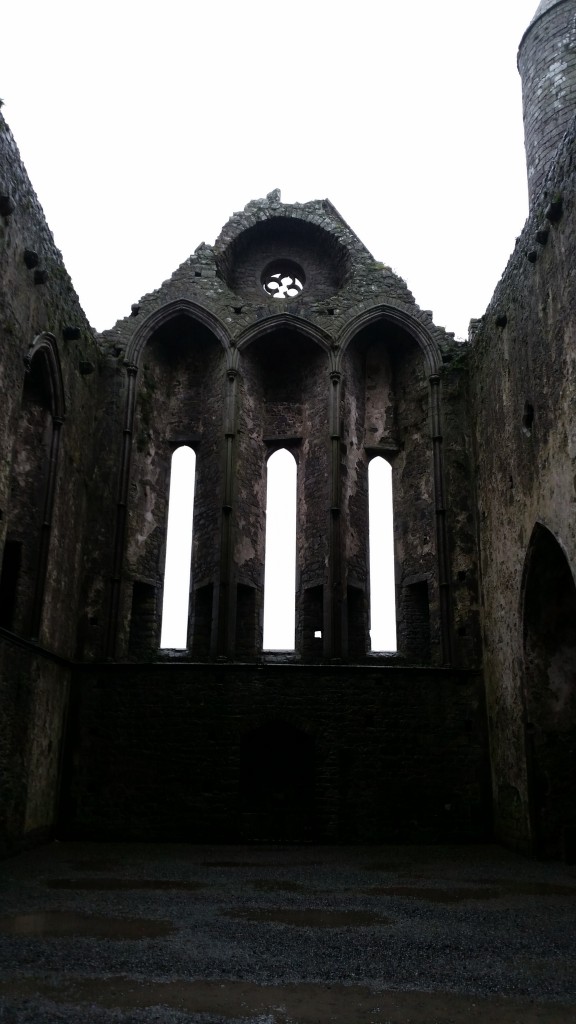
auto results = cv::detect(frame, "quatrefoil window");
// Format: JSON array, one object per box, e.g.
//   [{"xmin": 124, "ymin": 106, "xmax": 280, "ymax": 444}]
[{"xmin": 262, "ymin": 260, "xmax": 305, "ymax": 299}]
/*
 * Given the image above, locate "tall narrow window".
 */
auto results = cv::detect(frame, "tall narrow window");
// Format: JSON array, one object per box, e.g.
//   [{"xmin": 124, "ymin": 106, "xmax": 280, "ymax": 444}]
[
  {"xmin": 263, "ymin": 448, "xmax": 297, "ymax": 650},
  {"xmin": 368, "ymin": 456, "xmax": 397, "ymax": 651},
  {"xmin": 160, "ymin": 445, "xmax": 196, "ymax": 649}
]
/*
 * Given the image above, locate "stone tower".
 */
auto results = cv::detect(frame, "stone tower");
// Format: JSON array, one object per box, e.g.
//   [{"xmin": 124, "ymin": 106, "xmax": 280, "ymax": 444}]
[{"xmin": 518, "ymin": 0, "xmax": 576, "ymax": 205}]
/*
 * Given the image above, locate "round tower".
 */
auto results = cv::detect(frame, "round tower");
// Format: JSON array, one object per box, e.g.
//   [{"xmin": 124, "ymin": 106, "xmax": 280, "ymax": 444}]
[{"xmin": 518, "ymin": 0, "xmax": 576, "ymax": 206}]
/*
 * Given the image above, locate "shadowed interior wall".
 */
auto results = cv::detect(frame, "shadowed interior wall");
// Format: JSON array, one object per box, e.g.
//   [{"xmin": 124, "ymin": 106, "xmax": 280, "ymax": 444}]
[
  {"xmin": 523, "ymin": 524, "xmax": 576, "ymax": 860},
  {"xmin": 61, "ymin": 663, "xmax": 490, "ymax": 844},
  {"xmin": 5, "ymin": 0, "xmax": 576, "ymax": 856},
  {"xmin": 342, "ymin": 323, "xmax": 439, "ymax": 660},
  {"xmin": 235, "ymin": 330, "xmax": 329, "ymax": 657},
  {"xmin": 121, "ymin": 315, "xmax": 224, "ymax": 657}
]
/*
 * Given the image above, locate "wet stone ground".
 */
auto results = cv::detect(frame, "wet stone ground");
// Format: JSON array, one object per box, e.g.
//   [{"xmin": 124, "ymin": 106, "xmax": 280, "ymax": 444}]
[{"xmin": 0, "ymin": 843, "xmax": 575, "ymax": 1022}]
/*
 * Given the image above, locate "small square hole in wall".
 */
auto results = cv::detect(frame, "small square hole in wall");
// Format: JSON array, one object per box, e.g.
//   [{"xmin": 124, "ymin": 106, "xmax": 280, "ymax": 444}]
[
  {"xmin": 194, "ymin": 270, "xmax": 202, "ymax": 278},
  {"xmin": 314, "ymin": 630, "xmax": 322, "ymax": 638}
]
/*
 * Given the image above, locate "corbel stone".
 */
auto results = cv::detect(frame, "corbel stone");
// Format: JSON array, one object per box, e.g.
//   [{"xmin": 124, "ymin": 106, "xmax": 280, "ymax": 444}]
[
  {"xmin": 0, "ymin": 194, "xmax": 15, "ymax": 217},
  {"xmin": 545, "ymin": 197, "xmax": 563, "ymax": 223},
  {"xmin": 23, "ymin": 249, "xmax": 39, "ymax": 269},
  {"xmin": 62, "ymin": 325, "xmax": 81, "ymax": 341}
]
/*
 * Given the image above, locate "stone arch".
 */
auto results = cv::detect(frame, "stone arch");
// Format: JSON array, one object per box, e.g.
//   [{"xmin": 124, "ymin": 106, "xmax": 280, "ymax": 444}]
[
  {"xmin": 335, "ymin": 307, "xmax": 449, "ymax": 662},
  {"xmin": 337, "ymin": 304, "xmax": 442, "ymax": 376},
  {"xmin": 521, "ymin": 522, "xmax": 576, "ymax": 859},
  {"xmin": 125, "ymin": 299, "xmax": 231, "ymax": 368},
  {"xmin": 237, "ymin": 313, "xmax": 333, "ymax": 355},
  {"xmin": 214, "ymin": 204, "xmax": 353, "ymax": 299},
  {"xmin": 108, "ymin": 306, "xmax": 228, "ymax": 659},
  {"xmin": 0, "ymin": 334, "xmax": 65, "ymax": 638},
  {"xmin": 232, "ymin": 321, "xmax": 331, "ymax": 659},
  {"xmin": 25, "ymin": 332, "xmax": 66, "ymax": 420}
]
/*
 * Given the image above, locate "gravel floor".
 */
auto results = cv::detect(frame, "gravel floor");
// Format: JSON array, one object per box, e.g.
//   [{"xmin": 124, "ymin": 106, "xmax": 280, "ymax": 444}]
[{"xmin": 0, "ymin": 842, "xmax": 575, "ymax": 1023}]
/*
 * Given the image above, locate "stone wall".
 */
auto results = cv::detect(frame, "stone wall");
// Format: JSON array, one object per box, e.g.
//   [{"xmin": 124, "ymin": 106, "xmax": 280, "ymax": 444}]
[
  {"xmin": 61, "ymin": 663, "xmax": 490, "ymax": 844},
  {"xmin": 469, "ymin": 125, "xmax": 576, "ymax": 853},
  {"xmin": 0, "ymin": 112, "xmax": 98, "ymax": 655},
  {"xmin": 0, "ymin": 125, "xmax": 487, "ymax": 853},
  {"xmin": 0, "ymin": 114, "xmax": 98, "ymax": 851},
  {"xmin": 0, "ymin": 637, "xmax": 71, "ymax": 855}
]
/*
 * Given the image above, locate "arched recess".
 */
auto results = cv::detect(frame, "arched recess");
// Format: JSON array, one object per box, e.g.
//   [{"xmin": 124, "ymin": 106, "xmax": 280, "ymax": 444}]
[
  {"xmin": 237, "ymin": 313, "xmax": 333, "ymax": 356},
  {"xmin": 522, "ymin": 523, "xmax": 576, "ymax": 859},
  {"xmin": 336, "ymin": 308, "xmax": 447, "ymax": 662},
  {"xmin": 0, "ymin": 334, "xmax": 65, "ymax": 639},
  {"xmin": 239, "ymin": 721, "xmax": 316, "ymax": 842},
  {"xmin": 113, "ymin": 311, "xmax": 225, "ymax": 659},
  {"xmin": 233, "ymin": 325, "xmax": 330, "ymax": 659},
  {"xmin": 125, "ymin": 298, "xmax": 231, "ymax": 368},
  {"xmin": 338, "ymin": 305, "xmax": 442, "ymax": 376}
]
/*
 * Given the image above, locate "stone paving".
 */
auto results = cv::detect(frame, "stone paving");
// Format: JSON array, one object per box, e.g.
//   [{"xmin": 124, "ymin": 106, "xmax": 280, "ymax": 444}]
[{"xmin": 0, "ymin": 843, "xmax": 575, "ymax": 1023}]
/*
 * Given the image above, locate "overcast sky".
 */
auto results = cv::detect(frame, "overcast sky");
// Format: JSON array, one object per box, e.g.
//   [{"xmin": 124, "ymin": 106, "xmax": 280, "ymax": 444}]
[{"xmin": 3, "ymin": 0, "xmax": 537, "ymax": 339}]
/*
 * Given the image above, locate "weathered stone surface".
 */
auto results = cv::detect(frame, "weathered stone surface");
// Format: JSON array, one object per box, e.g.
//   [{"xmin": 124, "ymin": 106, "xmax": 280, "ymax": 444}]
[
  {"xmin": 62, "ymin": 663, "xmax": 489, "ymax": 844},
  {"xmin": 470, "ymin": 113, "xmax": 576, "ymax": 854},
  {"xmin": 519, "ymin": 1, "xmax": 576, "ymax": 204},
  {"xmin": 2, "ymin": 1, "xmax": 576, "ymax": 857}
]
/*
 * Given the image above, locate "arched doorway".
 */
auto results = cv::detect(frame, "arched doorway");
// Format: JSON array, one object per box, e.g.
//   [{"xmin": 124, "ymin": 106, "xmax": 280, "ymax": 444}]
[
  {"xmin": 522, "ymin": 524, "xmax": 576, "ymax": 860},
  {"xmin": 239, "ymin": 722, "xmax": 315, "ymax": 842}
]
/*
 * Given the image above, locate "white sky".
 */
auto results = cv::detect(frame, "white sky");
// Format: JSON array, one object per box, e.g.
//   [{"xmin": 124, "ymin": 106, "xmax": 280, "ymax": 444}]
[
  {"xmin": 263, "ymin": 449, "xmax": 297, "ymax": 650},
  {"xmin": 3, "ymin": 0, "xmax": 538, "ymax": 340}
]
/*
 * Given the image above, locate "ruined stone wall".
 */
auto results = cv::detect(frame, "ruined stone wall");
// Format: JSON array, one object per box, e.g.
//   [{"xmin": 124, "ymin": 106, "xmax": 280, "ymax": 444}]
[
  {"xmin": 90, "ymin": 192, "xmax": 465, "ymax": 664},
  {"xmin": 441, "ymin": 352, "xmax": 483, "ymax": 668},
  {"xmin": 62, "ymin": 663, "xmax": 489, "ymax": 844},
  {"xmin": 0, "ymin": 114, "xmax": 99, "ymax": 850},
  {"xmin": 75, "ymin": 354, "xmax": 127, "ymax": 660},
  {"xmin": 0, "ymin": 113, "xmax": 98, "ymax": 654},
  {"xmin": 235, "ymin": 330, "xmax": 330, "ymax": 653},
  {"xmin": 120, "ymin": 318, "xmax": 225, "ymax": 656},
  {"xmin": 0, "ymin": 638, "xmax": 71, "ymax": 855},
  {"xmin": 0, "ymin": 151, "xmax": 486, "ymax": 852},
  {"xmin": 469, "ymin": 127, "xmax": 576, "ymax": 851}
]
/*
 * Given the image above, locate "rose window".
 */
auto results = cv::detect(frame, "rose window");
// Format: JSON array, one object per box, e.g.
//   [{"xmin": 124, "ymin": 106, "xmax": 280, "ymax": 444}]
[{"xmin": 262, "ymin": 261, "xmax": 305, "ymax": 299}]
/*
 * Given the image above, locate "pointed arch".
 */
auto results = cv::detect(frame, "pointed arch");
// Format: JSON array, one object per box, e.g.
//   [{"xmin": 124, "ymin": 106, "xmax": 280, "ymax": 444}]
[
  {"xmin": 521, "ymin": 522, "xmax": 576, "ymax": 858},
  {"xmin": 339, "ymin": 305, "xmax": 450, "ymax": 663},
  {"xmin": 125, "ymin": 299, "xmax": 231, "ymax": 368},
  {"xmin": 337, "ymin": 304, "xmax": 442, "ymax": 376},
  {"xmin": 0, "ymin": 334, "xmax": 65, "ymax": 638},
  {"xmin": 237, "ymin": 313, "xmax": 333, "ymax": 355},
  {"xmin": 25, "ymin": 332, "xmax": 66, "ymax": 420},
  {"xmin": 107, "ymin": 306, "xmax": 227, "ymax": 657}
]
